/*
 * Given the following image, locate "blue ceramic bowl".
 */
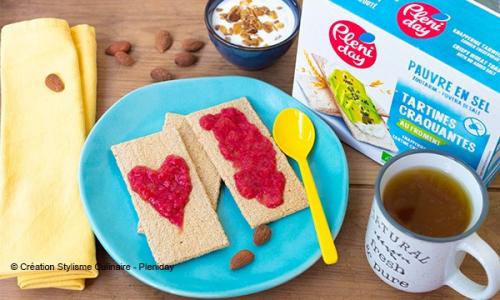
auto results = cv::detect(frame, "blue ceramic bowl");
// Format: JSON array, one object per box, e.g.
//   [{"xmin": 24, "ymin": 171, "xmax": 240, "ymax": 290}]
[{"xmin": 205, "ymin": 0, "xmax": 300, "ymax": 70}]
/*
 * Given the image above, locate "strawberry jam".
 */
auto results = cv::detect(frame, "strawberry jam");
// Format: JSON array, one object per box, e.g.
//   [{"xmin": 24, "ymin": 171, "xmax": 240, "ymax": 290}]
[
  {"xmin": 200, "ymin": 107, "xmax": 285, "ymax": 208},
  {"xmin": 128, "ymin": 155, "xmax": 192, "ymax": 227}
]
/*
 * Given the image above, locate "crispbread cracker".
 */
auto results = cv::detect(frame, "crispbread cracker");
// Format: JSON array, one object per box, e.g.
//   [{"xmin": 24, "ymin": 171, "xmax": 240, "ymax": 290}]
[
  {"xmin": 296, "ymin": 74, "xmax": 340, "ymax": 116},
  {"xmin": 163, "ymin": 113, "xmax": 221, "ymax": 209},
  {"xmin": 299, "ymin": 51, "xmax": 340, "ymax": 116},
  {"xmin": 187, "ymin": 97, "xmax": 308, "ymax": 228},
  {"xmin": 112, "ymin": 129, "xmax": 229, "ymax": 265},
  {"xmin": 137, "ymin": 113, "xmax": 222, "ymax": 234}
]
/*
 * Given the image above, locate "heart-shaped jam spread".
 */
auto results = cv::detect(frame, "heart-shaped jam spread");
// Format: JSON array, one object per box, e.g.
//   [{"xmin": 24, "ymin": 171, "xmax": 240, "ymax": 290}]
[
  {"xmin": 200, "ymin": 107, "xmax": 285, "ymax": 208},
  {"xmin": 128, "ymin": 155, "xmax": 192, "ymax": 227}
]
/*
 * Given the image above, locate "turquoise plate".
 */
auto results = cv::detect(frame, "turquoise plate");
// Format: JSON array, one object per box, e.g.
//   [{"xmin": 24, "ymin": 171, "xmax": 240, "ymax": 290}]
[{"xmin": 79, "ymin": 76, "xmax": 348, "ymax": 298}]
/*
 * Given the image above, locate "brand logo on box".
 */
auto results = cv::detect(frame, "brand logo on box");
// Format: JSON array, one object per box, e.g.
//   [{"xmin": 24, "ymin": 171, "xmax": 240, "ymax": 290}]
[
  {"xmin": 397, "ymin": 2, "xmax": 450, "ymax": 38},
  {"xmin": 329, "ymin": 20, "xmax": 377, "ymax": 68}
]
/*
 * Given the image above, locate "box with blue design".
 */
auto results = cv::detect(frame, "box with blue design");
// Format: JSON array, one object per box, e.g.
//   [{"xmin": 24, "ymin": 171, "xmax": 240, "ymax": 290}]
[{"xmin": 292, "ymin": 0, "xmax": 499, "ymax": 184}]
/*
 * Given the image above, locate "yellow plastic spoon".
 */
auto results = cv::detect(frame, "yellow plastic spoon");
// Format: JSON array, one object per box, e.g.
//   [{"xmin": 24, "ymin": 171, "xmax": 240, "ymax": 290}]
[{"xmin": 273, "ymin": 108, "xmax": 338, "ymax": 265}]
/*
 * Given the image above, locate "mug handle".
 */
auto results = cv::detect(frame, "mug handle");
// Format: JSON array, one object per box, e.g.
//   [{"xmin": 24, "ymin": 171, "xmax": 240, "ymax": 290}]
[{"xmin": 446, "ymin": 233, "xmax": 500, "ymax": 299}]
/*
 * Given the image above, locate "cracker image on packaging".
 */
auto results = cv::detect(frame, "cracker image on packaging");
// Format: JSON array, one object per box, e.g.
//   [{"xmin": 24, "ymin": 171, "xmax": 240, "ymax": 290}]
[
  {"xmin": 297, "ymin": 51, "xmax": 341, "ymax": 116},
  {"xmin": 304, "ymin": 53, "xmax": 396, "ymax": 151},
  {"xmin": 296, "ymin": 73, "xmax": 340, "ymax": 116},
  {"xmin": 112, "ymin": 128, "xmax": 229, "ymax": 265},
  {"xmin": 301, "ymin": 51, "xmax": 389, "ymax": 118},
  {"xmin": 187, "ymin": 97, "xmax": 309, "ymax": 228},
  {"xmin": 327, "ymin": 69, "xmax": 397, "ymax": 152}
]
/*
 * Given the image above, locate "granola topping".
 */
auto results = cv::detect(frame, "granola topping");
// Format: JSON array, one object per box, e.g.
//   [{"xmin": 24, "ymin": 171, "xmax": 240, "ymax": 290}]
[{"xmin": 211, "ymin": 0, "xmax": 295, "ymax": 47}]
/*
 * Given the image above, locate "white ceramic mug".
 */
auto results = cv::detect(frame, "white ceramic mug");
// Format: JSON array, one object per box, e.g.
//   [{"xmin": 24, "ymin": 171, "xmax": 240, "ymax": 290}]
[{"xmin": 365, "ymin": 150, "xmax": 500, "ymax": 299}]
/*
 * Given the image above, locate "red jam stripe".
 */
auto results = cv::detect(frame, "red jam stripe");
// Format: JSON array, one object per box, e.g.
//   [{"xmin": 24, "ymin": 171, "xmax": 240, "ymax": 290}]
[{"xmin": 200, "ymin": 107, "xmax": 285, "ymax": 208}]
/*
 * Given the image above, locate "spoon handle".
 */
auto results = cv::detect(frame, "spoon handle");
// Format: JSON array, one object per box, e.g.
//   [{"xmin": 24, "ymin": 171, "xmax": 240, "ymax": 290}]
[{"xmin": 298, "ymin": 159, "xmax": 338, "ymax": 265}]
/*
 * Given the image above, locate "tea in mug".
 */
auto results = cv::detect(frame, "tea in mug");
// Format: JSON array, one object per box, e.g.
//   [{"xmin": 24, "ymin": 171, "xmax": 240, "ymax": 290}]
[{"xmin": 383, "ymin": 167, "xmax": 471, "ymax": 238}]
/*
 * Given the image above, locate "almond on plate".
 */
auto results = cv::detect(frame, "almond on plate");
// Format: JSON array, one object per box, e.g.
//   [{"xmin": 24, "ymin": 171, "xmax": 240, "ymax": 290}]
[
  {"xmin": 45, "ymin": 73, "xmax": 64, "ymax": 92},
  {"xmin": 181, "ymin": 38, "xmax": 205, "ymax": 52},
  {"xmin": 230, "ymin": 249, "xmax": 254, "ymax": 270},
  {"xmin": 253, "ymin": 224, "xmax": 271, "ymax": 246},
  {"xmin": 174, "ymin": 52, "xmax": 198, "ymax": 67},
  {"xmin": 150, "ymin": 67, "xmax": 174, "ymax": 82},
  {"xmin": 115, "ymin": 51, "xmax": 135, "ymax": 66},
  {"xmin": 155, "ymin": 30, "xmax": 173, "ymax": 53},
  {"xmin": 105, "ymin": 40, "xmax": 131, "ymax": 56}
]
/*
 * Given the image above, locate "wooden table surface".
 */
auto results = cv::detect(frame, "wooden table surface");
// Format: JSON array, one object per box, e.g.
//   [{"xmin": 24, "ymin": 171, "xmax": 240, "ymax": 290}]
[{"xmin": 0, "ymin": 1, "xmax": 498, "ymax": 299}]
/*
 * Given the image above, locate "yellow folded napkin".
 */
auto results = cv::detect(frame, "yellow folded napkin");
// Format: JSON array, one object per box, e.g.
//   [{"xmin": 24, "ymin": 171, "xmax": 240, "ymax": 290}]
[{"xmin": 0, "ymin": 18, "xmax": 98, "ymax": 290}]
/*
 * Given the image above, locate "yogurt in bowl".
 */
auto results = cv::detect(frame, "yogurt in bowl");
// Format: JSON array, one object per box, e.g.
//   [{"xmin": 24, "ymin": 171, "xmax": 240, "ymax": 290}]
[
  {"xmin": 211, "ymin": 0, "xmax": 297, "ymax": 48},
  {"xmin": 205, "ymin": 0, "xmax": 300, "ymax": 70}
]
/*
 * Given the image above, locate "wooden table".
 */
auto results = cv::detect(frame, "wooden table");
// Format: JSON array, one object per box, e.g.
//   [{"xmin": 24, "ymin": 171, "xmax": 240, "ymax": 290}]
[{"xmin": 0, "ymin": 1, "xmax": 498, "ymax": 299}]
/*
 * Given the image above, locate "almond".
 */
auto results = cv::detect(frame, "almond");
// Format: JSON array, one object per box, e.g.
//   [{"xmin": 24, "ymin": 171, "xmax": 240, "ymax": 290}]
[
  {"xmin": 155, "ymin": 30, "xmax": 173, "ymax": 53},
  {"xmin": 253, "ymin": 224, "xmax": 271, "ymax": 246},
  {"xmin": 174, "ymin": 52, "xmax": 198, "ymax": 67},
  {"xmin": 114, "ymin": 51, "xmax": 135, "ymax": 66},
  {"xmin": 150, "ymin": 67, "xmax": 174, "ymax": 82},
  {"xmin": 105, "ymin": 40, "xmax": 131, "ymax": 56},
  {"xmin": 181, "ymin": 38, "xmax": 205, "ymax": 52},
  {"xmin": 45, "ymin": 73, "xmax": 64, "ymax": 92},
  {"xmin": 230, "ymin": 250, "xmax": 254, "ymax": 270}
]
